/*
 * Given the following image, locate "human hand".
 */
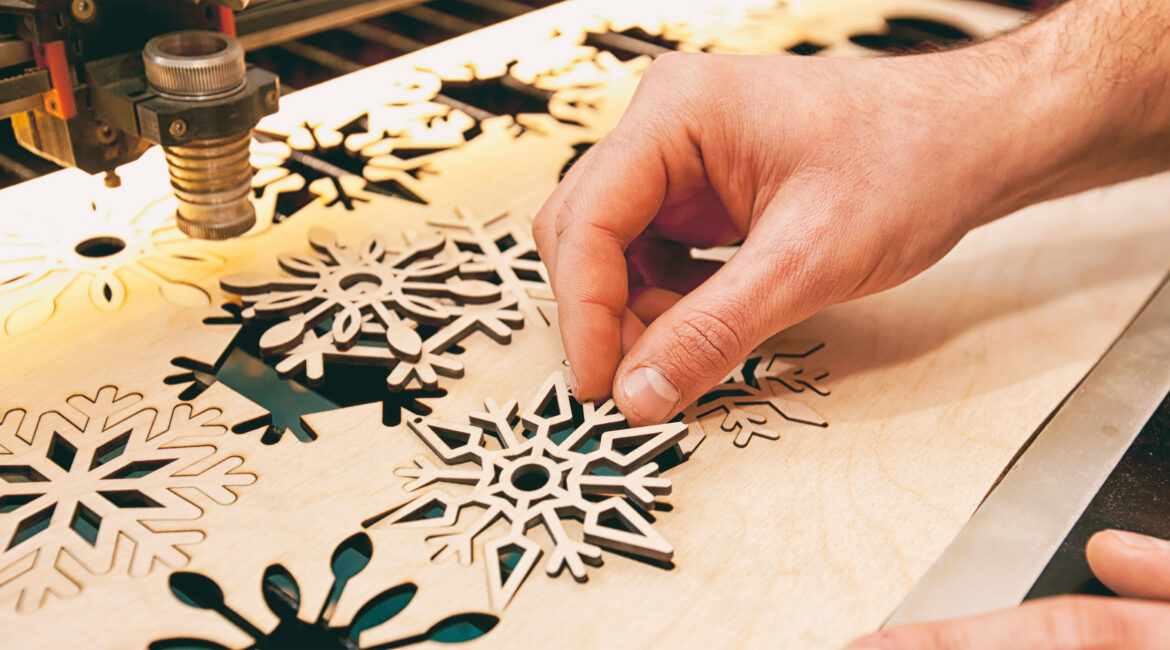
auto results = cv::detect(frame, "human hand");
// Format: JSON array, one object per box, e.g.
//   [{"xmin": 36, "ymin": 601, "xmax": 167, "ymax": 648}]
[
  {"xmin": 533, "ymin": 0, "xmax": 1170, "ymax": 425},
  {"xmin": 532, "ymin": 49, "xmax": 1030, "ymax": 424},
  {"xmin": 847, "ymin": 529, "xmax": 1170, "ymax": 649}
]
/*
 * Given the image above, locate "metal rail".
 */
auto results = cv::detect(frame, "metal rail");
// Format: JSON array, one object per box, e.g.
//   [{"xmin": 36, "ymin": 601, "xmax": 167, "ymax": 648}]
[
  {"xmin": 337, "ymin": 21, "xmax": 426, "ymax": 53},
  {"xmin": 888, "ymin": 273, "xmax": 1170, "ymax": 625}
]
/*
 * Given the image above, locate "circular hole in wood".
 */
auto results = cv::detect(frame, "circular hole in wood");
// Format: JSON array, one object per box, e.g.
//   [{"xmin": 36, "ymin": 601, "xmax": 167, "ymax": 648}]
[
  {"xmin": 510, "ymin": 463, "xmax": 552, "ymax": 492},
  {"xmin": 75, "ymin": 236, "xmax": 127, "ymax": 258},
  {"xmin": 338, "ymin": 272, "xmax": 382, "ymax": 294}
]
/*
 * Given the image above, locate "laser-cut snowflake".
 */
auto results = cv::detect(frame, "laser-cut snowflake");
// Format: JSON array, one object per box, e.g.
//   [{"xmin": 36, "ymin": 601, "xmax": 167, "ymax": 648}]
[
  {"xmin": 220, "ymin": 227, "xmax": 524, "ymax": 392},
  {"xmin": 427, "ymin": 207, "xmax": 553, "ymax": 326},
  {"xmin": 683, "ymin": 341, "xmax": 830, "ymax": 451},
  {"xmin": 376, "ymin": 373, "xmax": 686, "ymax": 609},
  {"xmin": 0, "ymin": 386, "xmax": 255, "ymax": 613}
]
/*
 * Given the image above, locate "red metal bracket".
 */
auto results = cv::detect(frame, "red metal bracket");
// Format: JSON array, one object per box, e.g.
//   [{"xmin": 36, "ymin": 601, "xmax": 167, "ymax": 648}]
[
  {"xmin": 33, "ymin": 40, "xmax": 77, "ymax": 119},
  {"xmin": 217, "ymin": 7, "xmax": 237, "ymax": 37}
]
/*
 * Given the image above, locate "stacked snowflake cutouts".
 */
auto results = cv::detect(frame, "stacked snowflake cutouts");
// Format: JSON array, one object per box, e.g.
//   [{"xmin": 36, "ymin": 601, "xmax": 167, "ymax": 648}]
[
  {"xmin": 426, "ymin": 207, "xmax": 554, "ymax": 327},
  {"xmin": 221, "ymin": 226, "xmax": 526, "ymax": 391},
  {"xmin": 378, "ymin": 373, "xmax": 686, "ymax": 609}
]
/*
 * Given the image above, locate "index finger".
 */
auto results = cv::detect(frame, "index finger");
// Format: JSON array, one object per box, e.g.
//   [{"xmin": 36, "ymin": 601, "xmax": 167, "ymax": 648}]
[{"xmin": 548, "ymin": 130, "xmax": 669, "ymax": 401}]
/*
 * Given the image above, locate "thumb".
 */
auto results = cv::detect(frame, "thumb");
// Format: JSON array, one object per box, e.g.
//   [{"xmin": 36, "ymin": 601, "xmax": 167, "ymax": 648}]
[
  {"xmin": 1087, "ymin": 529, "xmax": 1170, "ymax": 600},
  {"xmin": 613, "ymin": 229, "xmax": 826, "ymax": 425}
]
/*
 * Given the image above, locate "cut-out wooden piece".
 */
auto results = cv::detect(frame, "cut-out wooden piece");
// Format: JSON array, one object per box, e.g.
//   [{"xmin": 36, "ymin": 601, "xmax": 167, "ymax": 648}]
[
  {"xmin": 347, "ymin": 101, "xmax": 478, "ymax": 158},
  {"xmin": 428, "ymin": 206, "xmax": 555, "ymax": 326},
  {"xmin": 221, "ymin": 227, "xmax": 527, "ymax": 391},
  {"xmin": 0, "ymin": 382, "xmax": 264, "ymax": 614},
  {"xmin": 376, "ymin": 372, "xmax": 686, "ymax": 610},
  {"xmin": 0, "ymin": 168, "xmax": 220, "ymax": 331},
  {"xmin": 484, "ymin": 534, "xmax": 541, "ymax": 610},
  {"xmin": 0, "ymin": 142, "xmax": 315, "ymax": 338},
  {"xmin": 541, "ymin": 51, "xmax": 651, "ymax": 137},
  {"xmin": 365, "ymin": 113, "xmax": 583, "ymax": 216}
]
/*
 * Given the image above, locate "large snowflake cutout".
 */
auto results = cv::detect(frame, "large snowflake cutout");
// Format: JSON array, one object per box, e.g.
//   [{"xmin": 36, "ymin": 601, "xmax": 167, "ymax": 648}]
[
  {"xmin": 683, "ymin": 341, "xmax": 830, "ymax": 451},
  {"xmin": 0, "ymin": 386, "xmax": 254, "ymax": 612},
  {"xmin": 378, "ymin": 373, "xmax": 686, "ymax": 609},
  {"xmin": 221, "ymin": 227, "xmax": 524, "ymax": 392}
]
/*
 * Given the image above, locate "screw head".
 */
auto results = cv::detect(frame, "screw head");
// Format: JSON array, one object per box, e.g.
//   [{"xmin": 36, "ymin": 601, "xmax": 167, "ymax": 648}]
[
  {"xmin": 264, "ymin": 89, "xmax": 278, "ymax": 108},
  {"xmin": 169, "ymin": 119, "xmax": 188, "ymax": 138},
  {"xmin": 71, "ymin": 0, "xmax": 96, "ymax": 22},
  {"xmin": 95, "ymin": 121, "xmax": 116, "ymax": 144}
]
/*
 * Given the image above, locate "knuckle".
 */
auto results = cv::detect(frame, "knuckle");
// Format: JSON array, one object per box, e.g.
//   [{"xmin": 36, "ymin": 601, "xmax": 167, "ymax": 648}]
[
  {"xmin": 760, "ymin": 223, "xmax": 857, "ymax": 310},
  {"xmin": 554, "ymin": 193, "xmax": 583, "ymax": 239},
  {"xmin": 634, "ymin": 52, "xmax": 707, "ymax": 121},
  {"xmin": 643, "ymin": 51, "xmax": 693, "ymax": 80},
  {"xmin": 662, "ymin": 304, "xmax": 749, "ymax": 381},
  {"xmin": 555, "ymin": 192, "xmax": 626, "ymax": 249}
]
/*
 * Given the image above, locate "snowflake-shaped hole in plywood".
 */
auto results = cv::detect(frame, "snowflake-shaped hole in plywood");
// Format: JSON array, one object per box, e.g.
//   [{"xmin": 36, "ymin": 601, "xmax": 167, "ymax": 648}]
[
  {"xmin": 367, "ymin": 373, "xmax": 687, "ymax": 610},
  {"xmin": 152, "ymin": 533, "xmax": 497, "ymax": 649},
  {"xmin": 0, "ymin": 196, "xmax": 223, "ymax": 335},
  {"xmin": 0, "ymin": 386, "xmax": 255, "ymax": 613},
  {"xmin": 300, "ymin": 116, "xmax": 434, "ymax": 208},
  {"xmin": 220, "ymin": 227, "xmax": 526, "ymax": 392},
  {"xmin": 683, "ymin": 340, "xmax": 830, "ymax": 452}
]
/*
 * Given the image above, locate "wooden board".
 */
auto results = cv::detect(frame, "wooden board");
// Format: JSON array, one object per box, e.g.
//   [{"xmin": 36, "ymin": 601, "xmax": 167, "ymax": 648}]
[{"xmin": 6, "ymin": 0, "xmax": 1170, "ymax": 648}]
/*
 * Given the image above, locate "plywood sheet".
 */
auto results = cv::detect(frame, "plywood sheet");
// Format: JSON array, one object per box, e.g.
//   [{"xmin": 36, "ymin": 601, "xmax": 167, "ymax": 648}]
[{"xmin": 6, "ymin": 1, "xmax": 1168, "ymax": 648}]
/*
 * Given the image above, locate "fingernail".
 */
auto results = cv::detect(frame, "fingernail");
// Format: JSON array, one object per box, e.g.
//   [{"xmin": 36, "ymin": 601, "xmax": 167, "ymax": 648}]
[
  {"xmin": 622, "ymin": 366, "xmax": 679, "ymax": 422},
  {"xmin": 1107, "ymin": 529, "xmax": 1170, "ymax": 551}
]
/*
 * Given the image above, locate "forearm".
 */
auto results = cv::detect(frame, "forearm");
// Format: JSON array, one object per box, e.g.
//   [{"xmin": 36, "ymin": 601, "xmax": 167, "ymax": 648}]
[{"xmin": 936, "ymin": 0, "xmax": 1170, "ymax": 223}]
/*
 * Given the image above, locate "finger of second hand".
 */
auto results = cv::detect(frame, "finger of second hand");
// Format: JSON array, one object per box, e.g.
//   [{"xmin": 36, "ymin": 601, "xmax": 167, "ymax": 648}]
[{"xmin": 1087, "ymin": 529, "xmax": 1170, "ymax": 600}]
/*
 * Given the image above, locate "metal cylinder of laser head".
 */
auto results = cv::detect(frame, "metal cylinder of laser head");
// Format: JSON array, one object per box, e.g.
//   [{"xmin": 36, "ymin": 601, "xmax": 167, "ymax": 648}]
[
  {"xmin": 143, "ymin": 31, "xmax": 247, "ymax": 99},
  {"xmin": 143, "ymin": 31, "xmax": 256, "ymax": 239},
  {"xmin": 164, "ymin": 133, "xmax": 255, "ymax": 240}
]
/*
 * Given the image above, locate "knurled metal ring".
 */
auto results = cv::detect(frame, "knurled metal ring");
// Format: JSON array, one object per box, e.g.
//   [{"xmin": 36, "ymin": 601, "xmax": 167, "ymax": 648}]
[{"xmin": 143, "ymin": 31, "xmax": 246, "ymax": 99}]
